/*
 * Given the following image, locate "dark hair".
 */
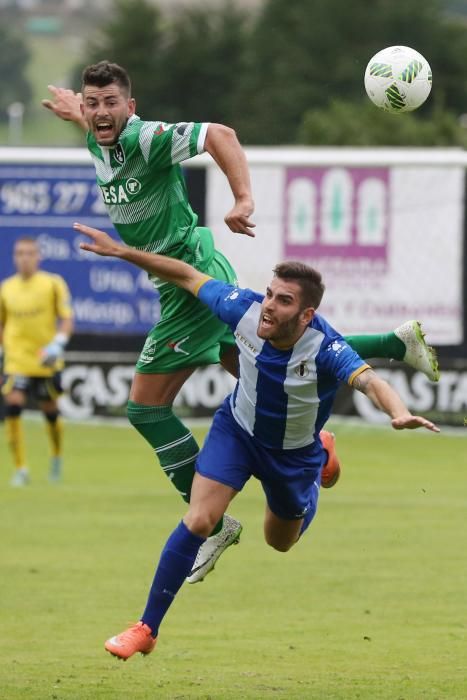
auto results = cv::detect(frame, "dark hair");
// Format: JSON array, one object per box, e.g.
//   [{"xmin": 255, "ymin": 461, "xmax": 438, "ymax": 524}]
[
  {"xmin": 82, "ymin": 61, "xmax": 131, "ymax": 96},
  {"xmin": 273, "ymin": 261, "xmax": 325, "ymax": 309}
]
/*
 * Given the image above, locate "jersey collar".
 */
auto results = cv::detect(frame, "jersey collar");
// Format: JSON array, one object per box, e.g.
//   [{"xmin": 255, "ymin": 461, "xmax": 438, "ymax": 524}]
[
  {"xmin": 97, "ymin": 114, "xmax": 141, "ymax": 155},
  {"xmin": 119, "ymin": 113, "xmax": 140, "ymax": 139}
]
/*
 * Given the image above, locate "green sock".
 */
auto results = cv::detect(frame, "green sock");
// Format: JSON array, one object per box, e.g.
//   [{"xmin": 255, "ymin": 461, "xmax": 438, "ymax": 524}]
[
  {"xmin": 344, "ymin": 332, "xmax": 406, "ymax": 361},
  {"xmin": 127, "ymin": 400, "xmax": 223, "ymax": 535}
]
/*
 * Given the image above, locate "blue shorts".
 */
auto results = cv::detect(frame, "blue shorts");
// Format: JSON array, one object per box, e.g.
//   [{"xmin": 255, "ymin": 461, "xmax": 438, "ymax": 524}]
[{"xmin": 196, "ymin": 398, "xmax": 324, "ymax": 521}]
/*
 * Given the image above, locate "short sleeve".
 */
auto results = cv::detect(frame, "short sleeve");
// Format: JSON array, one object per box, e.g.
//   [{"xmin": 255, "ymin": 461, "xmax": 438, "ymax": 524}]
[
  {"xmin": 316, "ymin": 334, "xmax": 370, "ymax": 385},
  {"xmin": 53, "ymin": 276, "xmax": 73, "ymax": 320},
  {"xmin": 143, "ymin": 121, "xmax": 209, "ymax": 170},
  {"xmin": 197, "ymin": 279, "xmax": 258, "ymax": 329}
]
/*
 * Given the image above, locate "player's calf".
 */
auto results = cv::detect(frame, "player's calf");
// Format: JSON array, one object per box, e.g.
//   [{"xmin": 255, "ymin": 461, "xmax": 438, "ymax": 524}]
[
  {"xmin": 127, "ymin": 400, "xmax": 198, "ymax": 502},
  {"xmin": 43, "ymin": 410, "xmax": 64, "ymax": 482},
  {"xmin": 4, "ymin": 403, "xmax": 29, "ymax": 486},
  {"xmin": 263, "ymin": 507, "xmax": 303, "ymax": 552}
]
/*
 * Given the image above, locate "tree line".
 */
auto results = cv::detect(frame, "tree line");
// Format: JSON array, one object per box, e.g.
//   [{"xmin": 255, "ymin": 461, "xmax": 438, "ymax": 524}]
[{"xmin": 4, "ymin": 0, "xmax": 467, "ymax": 146}]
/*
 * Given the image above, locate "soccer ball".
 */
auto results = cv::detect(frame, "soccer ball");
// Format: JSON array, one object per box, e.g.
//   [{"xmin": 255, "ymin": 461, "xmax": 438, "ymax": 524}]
[{"xmin": 364, "ymin": 46, "xmax": 432, "ymax": 113}]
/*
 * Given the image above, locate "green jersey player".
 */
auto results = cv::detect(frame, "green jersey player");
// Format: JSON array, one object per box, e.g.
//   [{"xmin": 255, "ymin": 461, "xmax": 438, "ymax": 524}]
[{"xmin": 42, "ymin": 61, "xmax": 439, "ymax": 584}]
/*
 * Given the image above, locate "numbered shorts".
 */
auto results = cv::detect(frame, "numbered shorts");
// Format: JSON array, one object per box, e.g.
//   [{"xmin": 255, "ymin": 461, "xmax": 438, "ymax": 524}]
[
  {"xmin": 196, "ymin": 398, "xmax": 324, "ymax": 522},
  {"xmin": 135, "ymin": 248, "xmax": 237, "ymax": 374},
  {"xmin": 1, "ymin": 373, "xmax": 63, "ymax": 401}
]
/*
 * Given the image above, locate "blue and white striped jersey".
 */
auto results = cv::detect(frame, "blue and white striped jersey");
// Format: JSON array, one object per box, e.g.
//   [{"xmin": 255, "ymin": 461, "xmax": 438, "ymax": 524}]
[{"xmin": 197, "ymin": 279, "xmax": 369, "ymax": 450}]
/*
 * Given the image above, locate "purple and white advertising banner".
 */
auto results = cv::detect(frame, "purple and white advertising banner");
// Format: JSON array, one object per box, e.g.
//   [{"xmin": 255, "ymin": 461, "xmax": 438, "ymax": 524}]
[
  {"xmin": 58, "ymin": 354, "xmax": 466, "ymax": 427},
  {"xmin": 284, "ymin": 167, "xmax": 389, "ymax": 267},
  {"xmin": 210, "ymin": 162, "xmax": 464, "ymax": 345}
]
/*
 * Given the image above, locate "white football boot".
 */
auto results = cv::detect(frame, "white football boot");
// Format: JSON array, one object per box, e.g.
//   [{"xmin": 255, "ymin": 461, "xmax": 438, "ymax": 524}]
[
  {"xmin": 186, "ymin": 514, "xmax": 242, "ymax": 584},
  {"xmin": 394, "ymin": 320, "xmax": 440, "ymax": 382},
  {"xmin": 49, "ymin": 456, "xmax": 63, "ymax": 483},
  {"xmin": 10, "ymin": 466, "xmax": 30, "ymax": 487}
]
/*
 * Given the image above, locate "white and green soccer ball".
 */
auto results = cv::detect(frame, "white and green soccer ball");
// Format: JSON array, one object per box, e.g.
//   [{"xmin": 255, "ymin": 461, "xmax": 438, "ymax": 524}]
[{"xmin": 364, "ymin": 45, "xmax": 432, "ymax": 113}]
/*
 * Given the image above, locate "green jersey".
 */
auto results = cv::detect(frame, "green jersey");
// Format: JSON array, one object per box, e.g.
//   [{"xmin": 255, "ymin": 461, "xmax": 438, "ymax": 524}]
[
  {"xmin": 87, "ymin": 115, "xmax": 211, "ymax": 285},
  {"xmin": 87, "ymin": 115, "xmax": 238, "ymax": 373}
]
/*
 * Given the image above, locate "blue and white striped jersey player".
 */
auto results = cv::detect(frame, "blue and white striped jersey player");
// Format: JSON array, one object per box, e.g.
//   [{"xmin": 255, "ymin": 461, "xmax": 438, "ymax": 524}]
[
  {"xmin": 43, "ymin": 68, "xmax": 439, "ymax": 589},
  {"xmin": 74, "ymin": 223, "xmax": 440, "ymax": 662}
]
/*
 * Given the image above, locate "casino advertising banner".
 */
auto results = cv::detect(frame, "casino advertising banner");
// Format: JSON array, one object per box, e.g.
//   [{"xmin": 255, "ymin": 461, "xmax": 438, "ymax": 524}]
[
  {"xmin": 0, "ymin": 164, "xmax": 160, "ymax": 334},
  {"xmin": 58, "ymin": 355, "xmax": 236, "ymax": 420},
  {"xmin": 57, "ymin": 355, "xmax": 466, "ymax": 427}
]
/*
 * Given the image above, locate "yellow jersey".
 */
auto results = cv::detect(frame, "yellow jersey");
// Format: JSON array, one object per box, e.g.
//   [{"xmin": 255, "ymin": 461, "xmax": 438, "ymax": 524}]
[{"xmin": 0, "ymin": 271, "xmax": 73, "ymax": 377}]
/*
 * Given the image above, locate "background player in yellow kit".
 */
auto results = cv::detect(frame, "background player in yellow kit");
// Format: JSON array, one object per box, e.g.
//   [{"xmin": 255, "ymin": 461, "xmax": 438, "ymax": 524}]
[{"xmin": 0, "ymin": 237, "xmax": 74, "ymax": 486}]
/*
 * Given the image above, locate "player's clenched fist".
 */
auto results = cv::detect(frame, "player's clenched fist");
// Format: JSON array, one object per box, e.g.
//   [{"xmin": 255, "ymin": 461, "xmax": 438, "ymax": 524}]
[{"xmin": 224, "ymin": 197, "xmax": 256, "ymax": 237}]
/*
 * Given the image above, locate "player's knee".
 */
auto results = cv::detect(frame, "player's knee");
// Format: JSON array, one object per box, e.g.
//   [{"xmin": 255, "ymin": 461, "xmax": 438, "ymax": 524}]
[
  {"xmin": 264, "ymin": 532, "xmax": 295, "ymax": 553},
  {"xmin": 267, "ymin": 541, "xmax": 294, "ymax": 553},
  {"xmin": 5, "ymin": 404, "xmax": 23, "ymax": 418},
  {"xmin": 127, "ymin": 401, "xmax": 148, "ymax": 431},
  {"xmin": 127, "ymin": 400, "xmax": 171, "ymax": 429},
  {"xmin": 184, "ymin": 510, "xmax": 218, "ymax": 539},
  {"xmin": 127, "ymin": 400, "xmax": 139, "ymax": 426}
]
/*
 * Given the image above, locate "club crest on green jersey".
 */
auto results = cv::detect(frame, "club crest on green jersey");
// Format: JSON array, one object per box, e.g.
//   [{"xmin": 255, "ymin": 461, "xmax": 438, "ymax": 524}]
[{"xmin": 113, "ymin": 143, "xmax": 125, "ymax": 165}]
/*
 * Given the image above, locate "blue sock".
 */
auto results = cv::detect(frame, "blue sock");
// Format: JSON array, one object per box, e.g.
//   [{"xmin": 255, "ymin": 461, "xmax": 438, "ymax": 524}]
[{"xmin": 141, "ymin": 521, "xmax": 205, "ymax": 636}]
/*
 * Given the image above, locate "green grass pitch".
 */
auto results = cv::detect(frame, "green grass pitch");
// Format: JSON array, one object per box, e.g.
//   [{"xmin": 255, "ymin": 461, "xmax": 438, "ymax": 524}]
[{"xmin": 1, "ymin": 418, "xmax": 466, "ymax": 700}]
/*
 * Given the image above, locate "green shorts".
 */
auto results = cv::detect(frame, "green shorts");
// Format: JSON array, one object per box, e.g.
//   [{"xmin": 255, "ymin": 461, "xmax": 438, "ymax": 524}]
[{"xmin": 135, "ymin": 245, "xmax": 237, "ymax": 374}]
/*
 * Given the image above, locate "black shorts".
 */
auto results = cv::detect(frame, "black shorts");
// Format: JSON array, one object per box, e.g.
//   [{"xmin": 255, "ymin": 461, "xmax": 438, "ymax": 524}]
[{"xmin": 1, "ymin": 373, "xmax": 63, "ymax": 402}]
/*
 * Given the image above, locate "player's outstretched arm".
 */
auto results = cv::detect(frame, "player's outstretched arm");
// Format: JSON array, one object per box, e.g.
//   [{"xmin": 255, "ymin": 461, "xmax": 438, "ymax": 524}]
[
  {"xmin": 204, "ymin": 124, "xmax": 256, "ymax": 238},
  {"xmin": 42, "ymin": 85, "xmax": 87, "ymax": 131},
  {"xmin": 74, "ymin": 223, "xmax": 207, "ymax": 295},
  {"xmin": 351, "ymin": 368, "xmax": 440, "ymax": 433}
]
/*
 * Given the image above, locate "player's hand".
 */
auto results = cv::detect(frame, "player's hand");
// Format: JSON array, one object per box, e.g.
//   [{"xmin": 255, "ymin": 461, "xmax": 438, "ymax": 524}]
[
  {"xmin": 41, "ymin": 85, "xmax": 84, "ymax": 125},
  {"xmin": 40, "ymin": 341, "xmax": 64, "ymax": 367},
  {"xmin": 74, "ymin": 222, "xmax": 124, "ymax": 258},
  {"xmin": 224, "ymin": 197, "xmax": 256, "ymax": 237},
  {"xmin": 391, "ymin": 414, "xmax": 440, "ymax": 433}
]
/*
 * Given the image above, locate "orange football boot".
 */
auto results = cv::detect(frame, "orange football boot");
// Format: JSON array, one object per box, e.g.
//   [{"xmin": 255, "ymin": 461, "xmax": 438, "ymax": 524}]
[
  {"xmin": 104, "ymin": 621, "xmax": 157, "ymax": 661},
  {"xmin": 319, "ymin": 430, "xmax": 341, "ymax": 488}
]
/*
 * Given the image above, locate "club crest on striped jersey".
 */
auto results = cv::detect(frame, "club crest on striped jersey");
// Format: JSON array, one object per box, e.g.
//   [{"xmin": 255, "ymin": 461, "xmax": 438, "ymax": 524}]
[
  {"xmin": 295, "ymin": 360, "xmax": 310, "ymax": 378},
  {"xmin": 113, "ymin": 143, "xmax": 125, "ymax": 165}
]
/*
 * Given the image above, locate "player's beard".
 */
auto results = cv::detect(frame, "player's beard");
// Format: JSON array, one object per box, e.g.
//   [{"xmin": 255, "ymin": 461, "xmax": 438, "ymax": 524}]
[{"xmin": 257, "ymin": 310, "xmax": 303, "ymax": 347}]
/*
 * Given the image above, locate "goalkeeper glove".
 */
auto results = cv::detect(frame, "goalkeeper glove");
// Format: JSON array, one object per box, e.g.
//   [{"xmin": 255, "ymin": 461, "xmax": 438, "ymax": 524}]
[{"xmin": 40, "ymin": 333, "xmax": 69, "ymax": 367}]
